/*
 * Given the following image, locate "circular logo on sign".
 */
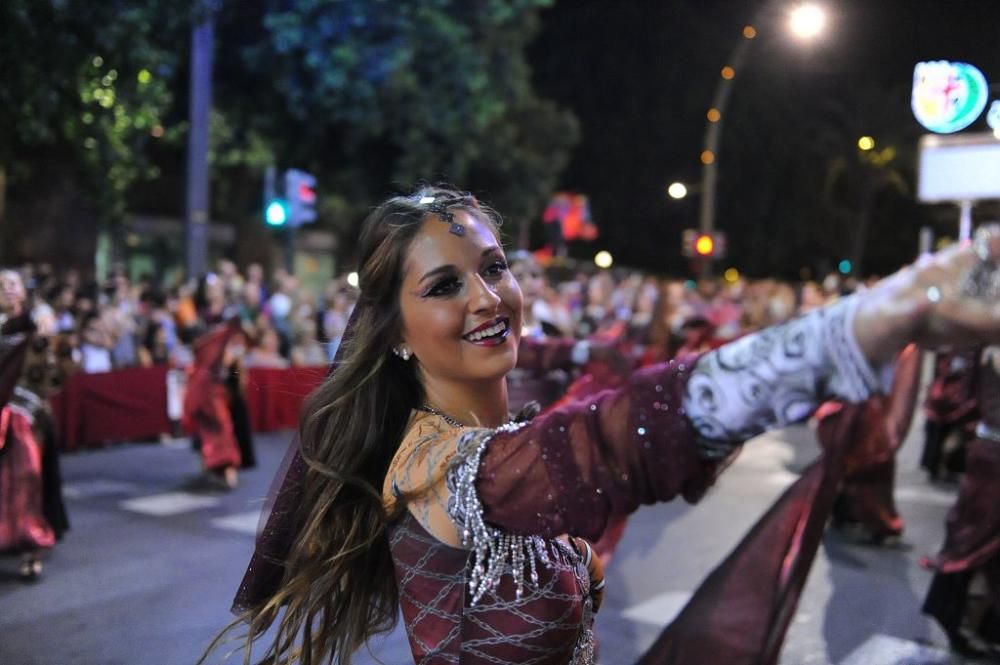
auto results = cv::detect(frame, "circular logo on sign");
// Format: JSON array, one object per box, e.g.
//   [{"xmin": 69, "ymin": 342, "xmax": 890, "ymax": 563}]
[{"xmin": 912, "ymin": 61, "xmax": 989, "ymax": 134}]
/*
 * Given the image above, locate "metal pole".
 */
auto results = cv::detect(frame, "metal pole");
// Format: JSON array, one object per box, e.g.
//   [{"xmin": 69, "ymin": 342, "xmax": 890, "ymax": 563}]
[
  {"xmin": 698, "ymin": 26, "xmax": 757, "ymax": 279},
  {"xmin": 185, "ymin": 13, "xmax": 214, "ymax": 280},
  {"xmin": 958, "ymin": 200, "xmax": 973, "ymax": 243},
  {"xmin": 285, "ymin": 227, "xmax": 296, "ymax": 275}
]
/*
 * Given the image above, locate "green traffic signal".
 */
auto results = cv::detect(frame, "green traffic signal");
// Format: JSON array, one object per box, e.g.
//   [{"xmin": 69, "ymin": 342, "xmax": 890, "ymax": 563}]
[{"xmin": 265, "ymin": 199, "xmax": 289, "ymax": 226}]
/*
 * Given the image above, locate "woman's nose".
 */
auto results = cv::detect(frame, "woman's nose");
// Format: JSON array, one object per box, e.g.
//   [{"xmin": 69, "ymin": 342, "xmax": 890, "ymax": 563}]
[{"xmin": 469, "ymin": 274, "xmax": 501, "ymax": 313}]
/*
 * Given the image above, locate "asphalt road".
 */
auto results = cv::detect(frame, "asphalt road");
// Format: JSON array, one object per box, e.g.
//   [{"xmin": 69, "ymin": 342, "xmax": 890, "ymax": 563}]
[{"xmin": 0, "ymin": 405, "xmax": 988, "ymax": 665}]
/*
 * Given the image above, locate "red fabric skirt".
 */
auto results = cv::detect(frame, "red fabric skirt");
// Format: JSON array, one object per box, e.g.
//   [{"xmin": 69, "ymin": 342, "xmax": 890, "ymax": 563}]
[
  {"xmin": 931, "ymin": 437, "xmax": 1000, "ymax": 573},
  {"xmin": 183, "ymin": 370, "xmax": 241, "ymax": 472},
  {"xmin": 0, "ymin": 406, "xmax": 56, "ymax": 553}
]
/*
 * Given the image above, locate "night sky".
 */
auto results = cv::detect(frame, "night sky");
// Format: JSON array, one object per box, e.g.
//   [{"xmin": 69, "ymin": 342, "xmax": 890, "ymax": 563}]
[{"xmin": 527, "ymin": 0, "xmax": 1000, "ymax": 277}]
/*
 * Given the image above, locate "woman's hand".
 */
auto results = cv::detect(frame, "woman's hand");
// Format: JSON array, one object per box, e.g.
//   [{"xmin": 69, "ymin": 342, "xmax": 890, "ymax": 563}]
[{"xmin": 854, "ymin": 225, "xmax": 1000, "ymax": 365}]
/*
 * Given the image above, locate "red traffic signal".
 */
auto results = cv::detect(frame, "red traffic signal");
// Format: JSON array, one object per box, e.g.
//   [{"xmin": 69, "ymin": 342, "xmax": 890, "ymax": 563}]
[
  {"xmin": 284, "ymin": 169, "xmax": 318, "ymax": 226},
  {"xmin": 297, "ymin": 182, "xmax": 316, "ymax": 204}
]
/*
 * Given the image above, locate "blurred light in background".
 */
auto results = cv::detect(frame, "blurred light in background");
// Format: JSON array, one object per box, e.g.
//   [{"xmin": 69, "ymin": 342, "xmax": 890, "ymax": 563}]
[
  {"xmin": 706, "ymin": 108, "xmax": 721, "ymax": 122},
  {"xmin": 838, "ymin": 259, "xmax": 852, "ymax": 275},
  {"xmin": 346, "ymin": 272, "xmax": 359, "ymax": 288},
  {"xmin": 695, "ymin": 234, "xmax": 715, "ymax": 256},
  {"xmin": 723, "ymin": 267, "xmax": 740, "ymax": 283},
  {"xmin": 667, "ymin": 182, "xmax": 688, "ymax": 199},
  {"xmin": 594, "ymin": 251, "xmax": 614, "ymax": 269},
  {"xmin": 857, "ymin": 136, "xmax": 875, "ymax": 151},
  {"xmin": 788, "ymin": 3, "xmax": 827, "ymax": 40},
  {"xmin": 720, "ymin": 66, "xmax": 735, "ymax": 80},
  {"xmin": 700, "ymin": 150, "xmax": 715, "ymax": 165},
  {"xmin": 742, "ymin": 25, "xmax": 757, "ymax": 39}
]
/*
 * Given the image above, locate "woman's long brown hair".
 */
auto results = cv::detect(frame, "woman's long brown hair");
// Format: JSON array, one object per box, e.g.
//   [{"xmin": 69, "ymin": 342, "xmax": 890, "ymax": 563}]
[{"xmin": 201, "ymin": 186, "xmax": 501, "ymax": 664}]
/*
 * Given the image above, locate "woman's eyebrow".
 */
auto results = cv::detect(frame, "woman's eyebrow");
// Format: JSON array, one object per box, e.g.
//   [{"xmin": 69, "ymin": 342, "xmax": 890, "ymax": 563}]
[
  {"xmin": 419, "ymin": 264, "xmax": 456, "ymax": 283},
  {"xmin": 418, "ymin": 247, "xmax": 503, "ymax": 283}
]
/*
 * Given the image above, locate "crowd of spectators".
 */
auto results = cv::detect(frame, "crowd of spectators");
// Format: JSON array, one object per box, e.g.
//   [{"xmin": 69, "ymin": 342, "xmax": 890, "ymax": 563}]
[{"xmin": 4, "ymin": 257, "xmax": 866, "ymax": 391}]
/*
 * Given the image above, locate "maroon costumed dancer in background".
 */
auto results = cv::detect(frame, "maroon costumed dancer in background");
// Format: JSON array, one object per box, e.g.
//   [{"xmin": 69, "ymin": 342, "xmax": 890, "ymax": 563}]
[
  {"xmin": 182, "ymin": 320, "xmax": 243, "ymax": 488},
  {"xmin": 920, "ymin": 349, "xmax": 980, "ymax": 480},
  {"xmin": 814, "ymin": 343, "xmax": 922, "ymax": 544},
  {"xmin": 922, "ymin": 345, "xmax": 1000, "ymax": 658}
]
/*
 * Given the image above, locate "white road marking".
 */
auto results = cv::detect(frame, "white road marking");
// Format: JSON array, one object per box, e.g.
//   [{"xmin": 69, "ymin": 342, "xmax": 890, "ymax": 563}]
[
  {"xmin": 838, "ymin": 634, "xmax": 953, "ymax": 665},
  {"xmin": 621, "ymin": 591, "xmax": 692, "ymax": 626},
  {"xmin": 761, "ymin": 468, "xmax": 802, "ymax": 486},
  {"xmin": 211, "ymin": 510, "xmax": 261, "ymax": 535},
  {"xmin": 119, "ymin": 491, "xmax": 221, "ymax": 516},
  {"xmin": 895, "ymin": 486, "xmax": 958, "ymax": 507},
  {"xmin": 62, "ymin": 479, "xmax": 140, "ymax": 499}
]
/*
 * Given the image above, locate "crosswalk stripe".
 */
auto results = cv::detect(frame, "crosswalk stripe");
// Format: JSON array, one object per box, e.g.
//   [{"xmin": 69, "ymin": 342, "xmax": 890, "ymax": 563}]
[
  {"xmin": 621, "ymin": 591, "xmax": 692, "ymax": 626},
  {"xmin": 62, "ymin": 479, "xmax": 139, "ymax": 499},
  {"xmin": 119, "ymin": 491, "xmax": 221, "ymax": 516},
  {"xmin": 838, "ymin": 634, "xmax": 952, "ymax": 665},
  {"xmin": 211, "ymin": 510, "xmax": 261, "ymax": 535}
]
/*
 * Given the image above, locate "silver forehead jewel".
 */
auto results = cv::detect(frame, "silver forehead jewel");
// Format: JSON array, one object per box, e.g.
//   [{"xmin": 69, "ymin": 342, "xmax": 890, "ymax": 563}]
[{"xmin": 420, "ymin": 196, "xmax": 465, "ymax": 236}]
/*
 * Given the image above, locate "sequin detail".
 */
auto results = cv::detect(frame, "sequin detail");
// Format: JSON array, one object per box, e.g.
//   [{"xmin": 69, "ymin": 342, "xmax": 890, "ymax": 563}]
[{"xmin": 447, "ymin": 422, "xmax": 595, "ymax": 663}]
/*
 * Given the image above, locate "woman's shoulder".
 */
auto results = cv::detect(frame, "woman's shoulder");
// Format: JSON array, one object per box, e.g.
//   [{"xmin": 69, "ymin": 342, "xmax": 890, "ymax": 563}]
[{"xmin": 381, "ymin": 410, "xmax": 476, "ymax": 513}]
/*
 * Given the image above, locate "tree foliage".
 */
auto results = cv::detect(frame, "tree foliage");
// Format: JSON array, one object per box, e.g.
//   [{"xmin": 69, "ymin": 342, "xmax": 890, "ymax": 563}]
[
  {"xmin": 0, "ymin": 0, "xmax": 183, "ymax": 226},
  {"xmin": 214, "ymin": 0, "xmax": 578, "ymax": 250}
]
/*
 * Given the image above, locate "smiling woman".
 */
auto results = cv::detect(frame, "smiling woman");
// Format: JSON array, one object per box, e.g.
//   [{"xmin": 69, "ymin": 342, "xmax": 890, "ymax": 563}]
[
  {"xmin": 398, "ymin": 211, "xmax": 522, "ymax": 424},
  {"xmin": 207, "ymin": 186, "xmax": 1000, "ymax": 665}
]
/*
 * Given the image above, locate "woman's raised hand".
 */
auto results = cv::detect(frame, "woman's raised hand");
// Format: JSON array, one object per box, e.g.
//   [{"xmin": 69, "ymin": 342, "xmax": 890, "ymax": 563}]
[{"xmin": 853, "ymin": 224, "xmax": 1000, "ymax": 365}]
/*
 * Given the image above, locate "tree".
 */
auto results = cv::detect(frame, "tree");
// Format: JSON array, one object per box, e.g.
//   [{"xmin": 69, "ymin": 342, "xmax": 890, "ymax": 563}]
[{"xmin": 0, "ymin": 0, "xmax": 184, "ymax": 265}]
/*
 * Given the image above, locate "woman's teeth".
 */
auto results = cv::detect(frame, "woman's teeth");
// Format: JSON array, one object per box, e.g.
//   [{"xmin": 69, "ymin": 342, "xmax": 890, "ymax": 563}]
[{"xmin": 466, "ymin": 321, "xmax": 507, "ymax": 341}]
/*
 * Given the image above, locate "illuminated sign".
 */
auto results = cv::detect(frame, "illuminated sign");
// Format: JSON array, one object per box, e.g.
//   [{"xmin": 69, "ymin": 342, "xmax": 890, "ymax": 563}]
[
  {"xmin": 912, "ymin": 61, "xmax": 989, "ymax": 134},
  {"xmin": 988, "ymin": 100, "xmax": 1000, "ymax": 135}
]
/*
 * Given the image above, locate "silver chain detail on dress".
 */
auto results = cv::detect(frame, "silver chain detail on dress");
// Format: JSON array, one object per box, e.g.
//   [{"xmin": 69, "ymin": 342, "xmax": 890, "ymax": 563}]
[{"xmin": 418, "ymin": 404, "xmax": 466, "ymax": 429}]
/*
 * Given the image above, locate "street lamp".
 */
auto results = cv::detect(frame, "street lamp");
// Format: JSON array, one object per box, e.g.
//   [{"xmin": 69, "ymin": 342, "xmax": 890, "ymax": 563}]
[
  {"xmin": 667, "ymin": 182, "xmax": 689, "ymax": 200},
  {"xmin": 697, "ymin": 1, "xmax": 827, "ymax": 272},
  {"xmin": 788, "ymin": 3, "xmax": 827, "ymax": 40}
]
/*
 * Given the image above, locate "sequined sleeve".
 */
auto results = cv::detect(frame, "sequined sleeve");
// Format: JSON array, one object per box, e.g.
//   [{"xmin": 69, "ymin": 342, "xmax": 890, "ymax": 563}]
[
  {"xmin": 451, "ymin": 357, "xmax": 713, "ymax": 543},
  {"xmin": 681, "ymin": 294, "xmax": 888, "ymax": 453}
]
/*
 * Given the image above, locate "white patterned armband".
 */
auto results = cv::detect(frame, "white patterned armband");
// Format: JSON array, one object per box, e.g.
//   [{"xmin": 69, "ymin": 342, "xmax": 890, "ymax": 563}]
[
  {"xmin": 682, "ymin": 295, "xmax": 886, "ymax": 448},
  {"xmin": 445, "ymin": 421, "xmax": 569, "ymax": 604}
]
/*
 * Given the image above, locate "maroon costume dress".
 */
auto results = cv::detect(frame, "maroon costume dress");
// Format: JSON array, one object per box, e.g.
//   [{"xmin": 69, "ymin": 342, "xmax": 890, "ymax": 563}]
[
  {"xmin": 923, "ymin": 346, "xmax": 1000, "ymax": 648},
  {"xmin": 814, "ymin": 343, "xmax": 922, "ymax": 539},
  {"xmin": 182, "ymin": 323, "xmax": 242, "ymax": 472},
  {"xmin": 377, "ymin": 296, "xmax": 886, "ymax": 664},
  {"xmin": 0, "ymin": 322, "xmax": 67, "ymax": 557}
]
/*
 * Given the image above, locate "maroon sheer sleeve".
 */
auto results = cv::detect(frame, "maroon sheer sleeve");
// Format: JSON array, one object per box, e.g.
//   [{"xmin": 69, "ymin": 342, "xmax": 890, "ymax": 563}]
[{"xmin": 469, "ymin": 357, "xmax": 722, "ymax": 542}]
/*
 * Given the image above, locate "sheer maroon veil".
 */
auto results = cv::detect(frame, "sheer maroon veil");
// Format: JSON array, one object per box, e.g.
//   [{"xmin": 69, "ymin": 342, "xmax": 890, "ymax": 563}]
[{"xmin": 232, "ymin": 307, "xmax": 360, "ymax": 613}]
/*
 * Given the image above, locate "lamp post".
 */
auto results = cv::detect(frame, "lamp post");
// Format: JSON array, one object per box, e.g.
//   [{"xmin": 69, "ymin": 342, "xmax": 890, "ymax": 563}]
[{"xmin": 697, "ymin": 2, "xmax": 826, "ymax": 273}]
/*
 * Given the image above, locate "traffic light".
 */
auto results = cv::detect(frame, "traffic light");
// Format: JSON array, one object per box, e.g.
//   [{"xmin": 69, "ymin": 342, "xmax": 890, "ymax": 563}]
[
  {"xmin": 681, "ymin": 229, "xmax": 727, "ymax": 258},
  {"xmin": 265, "ymin": 198, "xmax": 289, "ymax": 226},
  {"xmin": 285, "ymin": 169, "xmax": 317, "ymax": 227},
  {"xmin": 694, "ymin": 233, "xmax": 715, "ymax": 256}
]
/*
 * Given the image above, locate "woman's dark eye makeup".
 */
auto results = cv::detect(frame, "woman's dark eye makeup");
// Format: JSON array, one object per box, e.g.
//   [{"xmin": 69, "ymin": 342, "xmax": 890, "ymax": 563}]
[{"xmin": 424, "ymin": 258, "xmax": 508, "ymax": 298}]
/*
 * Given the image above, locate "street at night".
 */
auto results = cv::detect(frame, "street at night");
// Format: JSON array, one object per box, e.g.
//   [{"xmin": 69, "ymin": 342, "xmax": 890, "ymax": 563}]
[
  {"xmin": 0, "ymin": 363, "xmax": 988, "ymax": 664},
  {"xmin": 3, "ymin": 1, "xmax": 1000, "ymax": 663}
]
